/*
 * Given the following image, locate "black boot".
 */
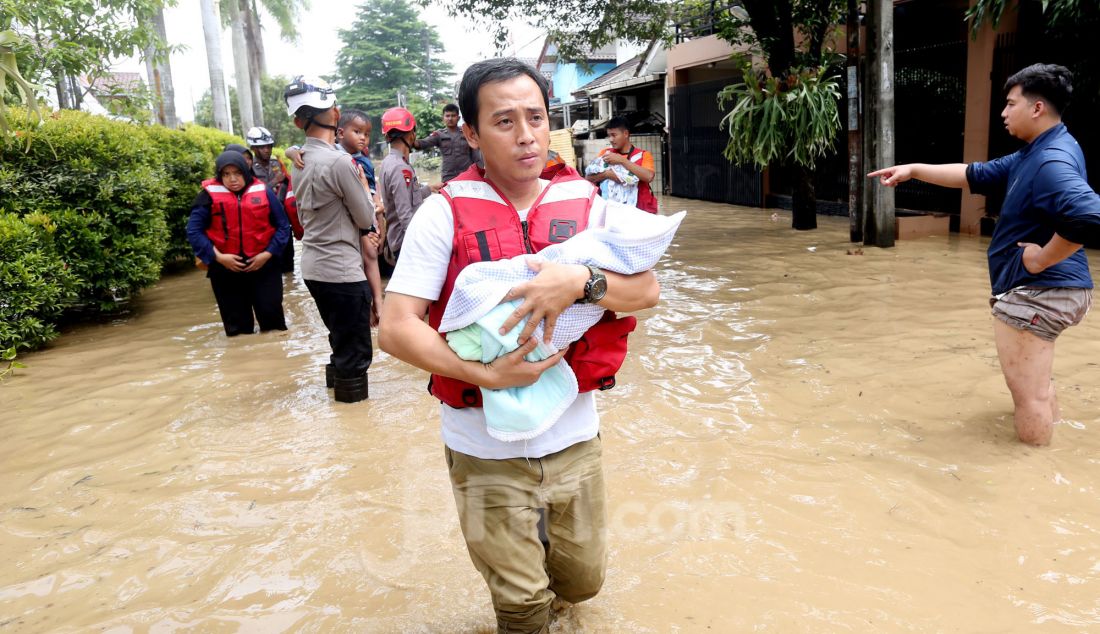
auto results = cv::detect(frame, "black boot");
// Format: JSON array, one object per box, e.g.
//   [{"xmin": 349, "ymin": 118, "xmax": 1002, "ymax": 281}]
[
  {"xmin": 334, "ymin": 373, "xmax": 368, "ymax": 403},
  {"xmin": 325, "ymin": 363, "xmax": 335, "ymax": 388}
]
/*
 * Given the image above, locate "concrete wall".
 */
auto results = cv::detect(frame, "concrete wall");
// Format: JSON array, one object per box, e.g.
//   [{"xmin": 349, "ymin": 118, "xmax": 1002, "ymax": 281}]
[{"xmin": 666, "ymin": 35, "xmax": 741, "ymax": 88}]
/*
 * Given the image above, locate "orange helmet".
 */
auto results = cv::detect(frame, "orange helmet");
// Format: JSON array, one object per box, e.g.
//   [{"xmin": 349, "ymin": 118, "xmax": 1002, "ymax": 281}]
[{"xmin": 381, "ymin": 107, "xmax": 416, "ymax": 134}]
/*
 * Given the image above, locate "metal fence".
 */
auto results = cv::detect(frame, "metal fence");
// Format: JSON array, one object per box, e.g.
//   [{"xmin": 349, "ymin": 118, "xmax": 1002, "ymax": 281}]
[{"xmin": 668, "ymin": 78, "xmax": 763, "ymax": 206}]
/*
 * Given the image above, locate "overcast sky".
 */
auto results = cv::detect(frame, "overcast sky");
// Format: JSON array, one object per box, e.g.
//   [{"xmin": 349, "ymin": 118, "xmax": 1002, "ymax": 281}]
[{"xmin": 116, "ymin": 0, "xmax": 543, "ymax": 125}]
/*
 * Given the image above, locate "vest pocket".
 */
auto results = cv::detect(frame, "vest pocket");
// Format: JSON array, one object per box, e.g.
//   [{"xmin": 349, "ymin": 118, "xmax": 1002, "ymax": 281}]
[
  {"xmin": 566, "ymin": 313, "xmax": 638, "ymax": 392},
  {"xmin": 462, "ymin": 229, "xmax": 502, "ymax": 262}
]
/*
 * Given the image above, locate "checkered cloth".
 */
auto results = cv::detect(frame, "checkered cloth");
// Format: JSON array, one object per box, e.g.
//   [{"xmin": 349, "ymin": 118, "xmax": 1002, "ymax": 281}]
[{"xmin": 438, "ymin": 204, "xmax": 686, "ymax": 349}]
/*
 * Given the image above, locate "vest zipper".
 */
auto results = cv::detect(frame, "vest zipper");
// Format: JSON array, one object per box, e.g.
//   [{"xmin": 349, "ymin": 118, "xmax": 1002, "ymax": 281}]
[
  {"xmin": 520, "ymin": 220, "xmax": 535, "ymax": 254},
  {"xmin": 236, "ymin": 191, "xmax": 245, "ymax": 257}
]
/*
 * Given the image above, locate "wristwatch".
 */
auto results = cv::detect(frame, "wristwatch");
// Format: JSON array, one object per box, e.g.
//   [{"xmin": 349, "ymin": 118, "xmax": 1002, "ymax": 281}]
[{"xmin": 580, "ymin": 265, "xmax": 607, "ymax": 304}]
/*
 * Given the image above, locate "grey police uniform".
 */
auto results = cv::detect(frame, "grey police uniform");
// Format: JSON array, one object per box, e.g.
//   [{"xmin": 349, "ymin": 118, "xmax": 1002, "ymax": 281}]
[
  {"xmin": 378, "ymin": 147, "xmax": 431, "ymax": 273},
  {"xmin": 418, "ymin": 126, "xmax": 479, "ymax": 183}
]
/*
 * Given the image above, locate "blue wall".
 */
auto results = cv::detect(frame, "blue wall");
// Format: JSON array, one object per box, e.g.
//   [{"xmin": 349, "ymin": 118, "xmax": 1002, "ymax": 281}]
[{"xmin": 551, "ymin": 62, "xmax": 616, "ymax": 103}]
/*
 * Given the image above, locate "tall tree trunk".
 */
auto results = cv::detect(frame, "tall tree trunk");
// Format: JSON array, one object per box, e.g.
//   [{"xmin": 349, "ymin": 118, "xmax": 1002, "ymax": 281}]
[
  {"xmin": 248, "ymin": 0, "xmax": 267, "ymax": 75},
  {"xmin": 227, "ymin": 0, "xmax": 254, "ymax": 132},
  {"xmin": 241, "ymin": 0, "xmax": 264, "ymax": 126},
  {"xmin": 143, "ymin": 48, "xmax": 160, "ymax": 122},
  {"xmin": 199, "ymin": 0, "xmax": 231, "ymax": 132},
  {"xmin": 150, "ymin": 7, "xmax": 178, "ymax": 128},
  {"xmin": 792, "ymin": 164, "xmax": 818, "ymax": 230},
  {"xmin": 54, "ymin": 70, "xmax": 72, "ymax": 109}
]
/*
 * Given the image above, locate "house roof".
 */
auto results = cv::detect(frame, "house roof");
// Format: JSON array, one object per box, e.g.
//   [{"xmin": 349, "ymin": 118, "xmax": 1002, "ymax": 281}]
[
  {"xmin": 89, "ymin": 72, "xmax": 145, "ymax": 95},
  {"xmin": 573, "ymin": 42, "xmax": 666, "ymax": 96}
]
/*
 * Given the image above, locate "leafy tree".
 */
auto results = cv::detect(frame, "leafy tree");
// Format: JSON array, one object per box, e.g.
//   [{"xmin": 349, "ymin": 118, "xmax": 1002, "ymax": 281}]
[
  {"xmin": 334, "ymin": 0, "xmax": 454, "ymax": 114},
  {"xmin": 716, "ymin": 0, "xmax": 845, "ymax": 230},
  {"xmin": 194, "ymin": 74, "xmax": 305, "ymax": 148},
  {"xmin": 426, "ymin": 0, "xmax": 672, "ymax": 62},
  {"xmin": 1, "ymin": 0, "xmax": 170, "ymax": 110}
]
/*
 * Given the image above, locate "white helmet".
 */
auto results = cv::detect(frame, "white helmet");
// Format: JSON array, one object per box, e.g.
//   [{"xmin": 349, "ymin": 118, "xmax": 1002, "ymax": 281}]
[
  {"xmin": 284, "ymin": 76, "xmax": 338, "ymax": 116},
  {"xmin": 246, "ymin": 126, "xmax": 274, "ymax": 147}
]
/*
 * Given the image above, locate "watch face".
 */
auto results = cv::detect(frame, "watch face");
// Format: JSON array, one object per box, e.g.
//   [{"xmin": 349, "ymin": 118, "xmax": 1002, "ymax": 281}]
[{"xmin": 588, "ymin": 275, "xmax": 608, "ymax": 302}]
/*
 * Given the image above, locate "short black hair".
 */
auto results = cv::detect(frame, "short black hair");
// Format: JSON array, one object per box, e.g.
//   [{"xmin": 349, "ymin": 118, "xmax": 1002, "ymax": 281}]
[
  {"xmin": 339, "ymin": 108, "xmax": 370, "ymax": 128},
  {"xmin": 1004, "ymin": 63, "xmax": 1073, "ymax": 116},
  {"xmin": 607, "ymin": 116, "xmax": 630, "ymax": 132},
  {"xmin": 443, "ymin": 103, "xmax": 459, "ymax": 115},
  {"xmin": 386, "ymin": 128, "xmax": 408, "ymax": 142},
  {"xmin": 294, "ymin": 105, "xmax": 332, "ymax": 131},
  {"xmin": 458, "ymin": 58, "xmax": 549, "ymax": 132}
]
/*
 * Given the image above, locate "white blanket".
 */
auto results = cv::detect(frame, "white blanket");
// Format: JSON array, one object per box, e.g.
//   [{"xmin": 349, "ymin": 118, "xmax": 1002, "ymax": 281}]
[{"xmin": 440, "ymin": 203, "xmax": 686, "ymax": 441}]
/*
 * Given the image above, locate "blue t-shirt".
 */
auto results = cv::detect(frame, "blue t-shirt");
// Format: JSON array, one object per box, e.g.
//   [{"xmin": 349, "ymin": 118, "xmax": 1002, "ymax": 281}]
[
  {"xmin": 966, "ymin": 123, "xmax": 1099, "ymax": 295},
  {"xmin": 352, "ymin": 152, "xmax": 376, "ymax": 193}
]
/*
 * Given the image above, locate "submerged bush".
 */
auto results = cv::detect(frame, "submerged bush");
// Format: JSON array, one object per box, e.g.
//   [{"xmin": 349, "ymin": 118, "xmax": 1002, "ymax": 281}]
[{"xmin": 0, "ymin": 109, "xmax": 241, "ymax": 352}]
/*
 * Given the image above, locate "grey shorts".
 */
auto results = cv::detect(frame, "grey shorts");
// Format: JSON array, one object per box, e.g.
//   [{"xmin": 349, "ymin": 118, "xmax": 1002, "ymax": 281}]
[{"xmin": 990, "ymin": 286, "xmax": 1093, "ymax": 341}]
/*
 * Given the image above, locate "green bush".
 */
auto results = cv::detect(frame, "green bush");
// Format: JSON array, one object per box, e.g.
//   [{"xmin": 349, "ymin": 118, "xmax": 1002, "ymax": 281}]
[
  {"xmin": 0, "ymin": 212, "xmax": 77, "ymax": 351},
  {"xmin": 0, "ymin": 109, "xmax": 170, "ymax": 311},
  {"xmin": 146, "ymin": 125, "xmax": 244, "ymax": 262},
  {"xmin": 0, "ymin": 109, "xmax": 236, "ymax": 352}
]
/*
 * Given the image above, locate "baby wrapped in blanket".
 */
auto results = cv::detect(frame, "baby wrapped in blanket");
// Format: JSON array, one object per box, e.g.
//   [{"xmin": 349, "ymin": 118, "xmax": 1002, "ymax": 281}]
[{"xmin": 439, "ymin": 203, "xmax": 686, "ymax": 441}]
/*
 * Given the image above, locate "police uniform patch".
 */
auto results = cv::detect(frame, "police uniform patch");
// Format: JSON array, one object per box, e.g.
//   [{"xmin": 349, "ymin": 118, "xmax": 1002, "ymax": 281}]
[{"xmin": 402, "ymin": 169, "xmax": 413, "ymax": 186}]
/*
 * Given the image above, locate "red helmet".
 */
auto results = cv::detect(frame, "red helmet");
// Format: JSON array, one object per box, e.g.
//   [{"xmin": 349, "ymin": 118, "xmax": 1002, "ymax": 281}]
[{"xmin": 381, "ymin": 107, "xmax": 416, "ymax": 134}]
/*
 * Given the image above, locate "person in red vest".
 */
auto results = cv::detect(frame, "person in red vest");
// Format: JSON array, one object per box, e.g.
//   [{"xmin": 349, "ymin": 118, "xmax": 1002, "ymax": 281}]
[
  {"xmin": 585, "ymin": 116, "xmax": 659, "ymax": 213},
  {"xmin": 187, "ymin": 151, "xmax": 290, "ymax": 336},
  {"xmin": 379, "ymin": 58, "xmax": 660, "ymax": 632}
]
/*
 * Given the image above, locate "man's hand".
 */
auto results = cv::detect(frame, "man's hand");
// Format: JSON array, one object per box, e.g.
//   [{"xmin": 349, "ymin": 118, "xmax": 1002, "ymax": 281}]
[
  {"xmin": 498, "ymin": 260, "xmax": 588, "ymax": 344},
  {"xmin": 479, "ymin": 337, "xmax": 569, "ymax": 389},
  {"xmin": 271, "ymin": 169, "xmax": 285, "ymax": 185},
  {"xmin": 603, "ymin": 168, "xmax": 623, "ymax": 183},
  {"xmin": 215, "ymin": 251, "xmax": 247, "ymax": 272},
  {"xmin": 867, "ymin": 165, "xmax": 912, "ymax": 187},
  {"xmin": 1018, "ymin": 242, "xmax": 1045, "ymax": 274},
  {"xmin": 361, "ymin": 231, "xmax": 381, "ymax": 258},
  {"xmin": 242, "ymin": 251, "xmax": 272, "ymax": 272},
  {"xmin": 430, "ymin": 182, "xmax": 445, "ymax": 193},
  {"xmin": 286, "ymin": 147, "xmax": 305, "ymax": 170},
  {"xmin": 354, "ymin": 163, "xmax": 370, "ymax": 192},
  {"xmin": 603, "ymin": 152, "xmax": 628, "ymax": 166}
]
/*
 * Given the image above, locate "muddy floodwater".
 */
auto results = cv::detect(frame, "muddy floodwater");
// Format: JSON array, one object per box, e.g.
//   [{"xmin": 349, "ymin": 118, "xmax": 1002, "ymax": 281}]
[{"xmin": 5, "ymin": 197, "xmax": 1100, "ymax": 633}]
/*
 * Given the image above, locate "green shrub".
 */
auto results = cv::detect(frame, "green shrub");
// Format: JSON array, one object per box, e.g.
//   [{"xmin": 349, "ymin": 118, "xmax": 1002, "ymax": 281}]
[
  {"xmin": 0, "ymin": 212, "xmax": 77, "ymax": 351},
  {"xmin": 145, "ymin": 125, "xmax": 221, "ymax": 262},
  {"xmin": 0, "ymin": 108, "xmax": 248, "ymax": 352},
  {"xmin": 0, "ymin": 109, "xmax": 170, "ymax": 311}
]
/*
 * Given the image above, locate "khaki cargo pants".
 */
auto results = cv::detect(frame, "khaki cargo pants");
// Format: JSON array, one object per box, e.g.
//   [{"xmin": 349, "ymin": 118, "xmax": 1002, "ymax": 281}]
[{"xmin": 445, "ymin": 436, "xmax": 607, "ymax": 633}]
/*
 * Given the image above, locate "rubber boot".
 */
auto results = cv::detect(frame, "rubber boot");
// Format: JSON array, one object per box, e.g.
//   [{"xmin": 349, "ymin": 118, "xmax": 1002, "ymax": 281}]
[
  {"xmin": 325, "ymin": 363, "xmax": 335, "ymax": 389},
  {"xmin": 334, "ymin": 373, "xmax": 368, "ymax": 403}
]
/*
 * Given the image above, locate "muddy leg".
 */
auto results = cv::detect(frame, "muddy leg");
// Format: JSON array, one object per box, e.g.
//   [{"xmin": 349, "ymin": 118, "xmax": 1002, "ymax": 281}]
[{"xmin": 992, "ymin": 319, "xmax": 1056, "ymax": 446}]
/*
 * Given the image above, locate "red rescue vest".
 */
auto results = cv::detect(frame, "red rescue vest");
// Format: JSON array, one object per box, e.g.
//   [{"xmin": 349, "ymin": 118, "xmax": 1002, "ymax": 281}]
[
  {"xmin": 427, "ymin": 164, "xmax": 637, "ymax": 409},
  {"xmin": 626, "ymin": 146, "xmax": 658, "ymax": 214},
  {"xmin": 283, "ymin": 175, "xmax": 304, "ymax": 240},
  {"xmin": 202, "ymin": 178, "xmax": 276, "ymax": 258}
]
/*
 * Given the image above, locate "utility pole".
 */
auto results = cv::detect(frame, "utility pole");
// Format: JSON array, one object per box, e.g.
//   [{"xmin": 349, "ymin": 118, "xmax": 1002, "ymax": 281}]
[
  {"xmin": 846, "ymin": 0, "xmax": 864, "ymax": 243},
  {"xmin": 863, "ymin": 0, "xmax": 895, "ymax": 248}
]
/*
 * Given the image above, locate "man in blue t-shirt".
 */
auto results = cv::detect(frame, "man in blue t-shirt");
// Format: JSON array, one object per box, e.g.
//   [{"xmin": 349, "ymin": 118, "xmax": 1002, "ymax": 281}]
[{"xmin": 869, "ymin": 64, "xmax": 1100, "ymax": 446}]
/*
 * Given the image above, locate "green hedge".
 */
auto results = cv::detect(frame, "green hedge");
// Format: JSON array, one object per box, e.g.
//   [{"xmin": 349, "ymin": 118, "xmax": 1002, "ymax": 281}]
[{"xmin": 0, "ymin": 109, "xmax": 246, "ymax": 352}]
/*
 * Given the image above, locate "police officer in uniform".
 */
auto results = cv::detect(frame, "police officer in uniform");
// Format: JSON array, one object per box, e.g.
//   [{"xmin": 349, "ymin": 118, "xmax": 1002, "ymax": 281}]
[
  {"xmin": 414, "ymin": 103, "xmax": 481, "ymax": 183},
  {"xmin": 284, "ymin": 76, "xmax": 376, "ymax": 403},
  {"xmin": 377, "ymin": 106, "xmax": 441, "ymax": 276}
]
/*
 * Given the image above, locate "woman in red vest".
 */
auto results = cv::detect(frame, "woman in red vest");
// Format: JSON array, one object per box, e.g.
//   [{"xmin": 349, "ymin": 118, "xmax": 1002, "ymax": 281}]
[{"xmin": 187, "ymin": 151, "xmax": 291, "ymax": 336}]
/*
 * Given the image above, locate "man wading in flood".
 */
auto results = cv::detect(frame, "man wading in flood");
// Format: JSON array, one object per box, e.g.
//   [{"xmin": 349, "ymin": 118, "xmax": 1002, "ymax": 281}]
[
  {"xmin": 378, "ymin": 58, "xmax": 661, "ymax": 631},
  {"xmin": 870, "ymin": 64, "xmax": 1100, "ymax": 446}
]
